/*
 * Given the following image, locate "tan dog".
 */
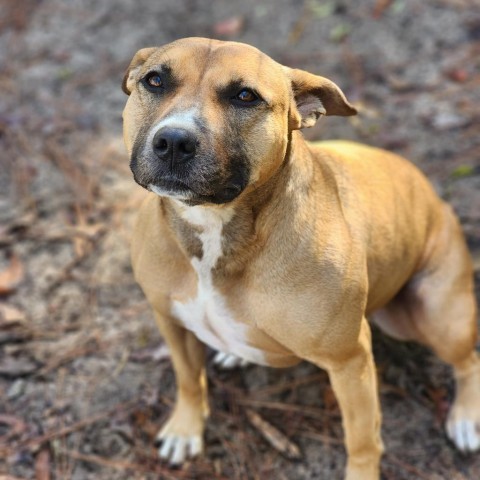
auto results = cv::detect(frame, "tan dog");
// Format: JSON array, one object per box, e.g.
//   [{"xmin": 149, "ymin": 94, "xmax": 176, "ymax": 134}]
[{"xmin": 122, "ymin": 38, "xmax": 480, "ymax": 480}]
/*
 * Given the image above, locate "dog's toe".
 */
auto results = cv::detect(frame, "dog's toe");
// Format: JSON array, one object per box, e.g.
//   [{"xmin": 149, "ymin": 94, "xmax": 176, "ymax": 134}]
[
  {"xmin": 158, "ymin": 435, "xmax": 175, "ymax": 460},
  {"xmin": 170, "ymin": 437, "xmax": 187, "ymax": 465},
  {"xmin": 213, "ymin": 351, "xmax": 248, "ymax": 369},
  {"xmin": 447, "ymin": 419, "xmax": 480, "ymax": 452},
  {"xmin": 187, "ymin": 434, "xmax": 203, "ymax": 457}
]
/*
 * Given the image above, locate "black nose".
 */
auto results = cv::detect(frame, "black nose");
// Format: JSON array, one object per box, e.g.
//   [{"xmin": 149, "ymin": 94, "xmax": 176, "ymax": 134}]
[{"xmin": 152, "ymin": 127, "xmax": 197, "ymax": 165}]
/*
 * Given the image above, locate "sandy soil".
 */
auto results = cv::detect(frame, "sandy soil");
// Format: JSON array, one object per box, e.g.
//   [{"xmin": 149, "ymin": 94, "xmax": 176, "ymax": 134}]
[{"xmin": 1, "ymin": 0, "xmax": 479, "ymax": 479}]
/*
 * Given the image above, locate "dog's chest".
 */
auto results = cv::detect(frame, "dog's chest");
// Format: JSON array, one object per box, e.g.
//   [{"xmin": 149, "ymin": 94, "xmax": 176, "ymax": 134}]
[{"xmin": 171, "ymin": 208, "xmax": 267, "ymax": 365}]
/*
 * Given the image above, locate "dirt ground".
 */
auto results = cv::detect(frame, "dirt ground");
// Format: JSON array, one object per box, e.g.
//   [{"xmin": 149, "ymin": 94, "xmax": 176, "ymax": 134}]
[{"xmin": 1, "ymin": 0, "xmax": 480, "ymax": 479}]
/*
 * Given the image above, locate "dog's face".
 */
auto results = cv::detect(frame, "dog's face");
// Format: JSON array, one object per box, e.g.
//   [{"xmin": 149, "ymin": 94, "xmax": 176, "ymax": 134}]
[{"xmin": 122, "ymin": 38, "xmax": 356, "ymax": 205}]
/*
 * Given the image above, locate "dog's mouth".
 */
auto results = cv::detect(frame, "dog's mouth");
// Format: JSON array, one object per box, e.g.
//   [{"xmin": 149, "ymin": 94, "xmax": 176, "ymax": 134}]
[
  {"xmin": 147, "ymin": 177, "xmax": 195, "ymax": 200},
  {"xmin": 146, "ymin": 177, "xmax": 244, "ymax": 205},
  {"xmin": 152, "ymin": 177, "xmax": 192, "ymax": 193}
]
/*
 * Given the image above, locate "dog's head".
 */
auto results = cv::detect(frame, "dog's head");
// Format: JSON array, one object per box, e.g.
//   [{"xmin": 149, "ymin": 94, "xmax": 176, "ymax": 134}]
[{"xmin": 122, "ymin": 37, "xmax": 356, "ymax": 205}]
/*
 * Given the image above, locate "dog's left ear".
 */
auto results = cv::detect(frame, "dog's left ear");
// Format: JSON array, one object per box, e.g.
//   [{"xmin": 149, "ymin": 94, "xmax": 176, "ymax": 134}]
[
  {"xmin": 122, "ymin": 47, "xmax": 157, "ymax": 95},
  {"xmin": 285, "ymin": 68, "xmax": 357, "ymax": 129}
]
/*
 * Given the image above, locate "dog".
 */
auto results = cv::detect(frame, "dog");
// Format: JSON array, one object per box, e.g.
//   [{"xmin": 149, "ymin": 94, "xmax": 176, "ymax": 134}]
[{"xmin": 122, "ymin": 37, "xmax": 480, "ymax": 480}]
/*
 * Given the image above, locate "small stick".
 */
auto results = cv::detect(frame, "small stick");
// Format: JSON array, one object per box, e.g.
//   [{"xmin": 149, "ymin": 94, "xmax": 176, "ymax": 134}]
[{"xmin": 246, "ymin": 409, "xmax": 302, "ymax": 460}]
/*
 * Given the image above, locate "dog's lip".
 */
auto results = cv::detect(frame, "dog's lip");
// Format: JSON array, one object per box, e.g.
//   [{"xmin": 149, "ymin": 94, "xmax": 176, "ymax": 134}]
[
  {"xmin": 147, "ymin": 177, "xmax": 246, "ymax": 204},
  {"xmin": 152, "ymin": 177, "xmax": 194, "ymax": 192}
]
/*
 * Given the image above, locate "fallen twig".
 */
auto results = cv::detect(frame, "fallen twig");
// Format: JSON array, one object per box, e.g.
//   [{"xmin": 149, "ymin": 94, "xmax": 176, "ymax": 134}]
[
  {"xmin": 246, "ymin": 409, "xmax": 302, "ymax": 460},
  {"xmin": 35, "ymin": 447, "xmax": 51, "ymax": 480}
]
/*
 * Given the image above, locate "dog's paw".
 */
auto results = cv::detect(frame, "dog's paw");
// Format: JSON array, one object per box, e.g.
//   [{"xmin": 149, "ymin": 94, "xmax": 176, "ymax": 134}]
[
  {"xmin": 155, "ymin": 398, "xmax": 207, "ymax": 465},
  {"xmin": 446, "ymin": 418, "xmax": 480, "ymax": 452},
  {"xmin": 213, "ymin": 351, "xmax": 249, "ymax": 369},
  {"xmin": 447, "ymin": 356, "xmax": 480, "ymax": 453},
  {"xmin": 156, "ymin": 431, "xmax": 203, "ymax": 465}
]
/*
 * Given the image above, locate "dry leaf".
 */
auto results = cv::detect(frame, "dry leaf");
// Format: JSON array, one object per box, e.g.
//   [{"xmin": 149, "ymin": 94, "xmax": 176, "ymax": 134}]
[
  {"xmin": 0, "ymin": 304, "xmax": 30, "ymax": 344},
  {"xmin": 372, "ymin": 0, "xmax": 393, "ymax": 18},
  {"xmin": 0, "ymin": 303, "xmax": 26, "ymax": 323},
  {"xmin": 246, "ymin": 409, "xmax": 302, "ymax": 460},
  {"xmin": 445, "ymin": 68, "xmax": 468, "ymax": 83},
  {"xmin": 213, "ymin": 16, "xmax": 244, "ymax": 37},
  {"xmin": 0, "ymin": 254, "xmax": 24, "ymax": 296}
]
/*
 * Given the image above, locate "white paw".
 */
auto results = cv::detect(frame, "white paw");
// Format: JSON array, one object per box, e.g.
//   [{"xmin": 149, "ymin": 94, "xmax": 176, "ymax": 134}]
[
  {"xmin": 156, "ymin": 431, "xmax": 203, "ymax": 465},
  {"xmin": 213, "ymin": 351, "xmax": 249, "ymax": 369},
  {"xmin": 446, "ymin": 418, "xmax": 480, "ymax": 452}
]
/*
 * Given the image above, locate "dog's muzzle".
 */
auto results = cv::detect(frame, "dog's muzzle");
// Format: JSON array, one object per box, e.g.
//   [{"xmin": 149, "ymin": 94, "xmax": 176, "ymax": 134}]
[{"xmin": 130, "ymin": 123, "xmax": 249, "ymax": 205}]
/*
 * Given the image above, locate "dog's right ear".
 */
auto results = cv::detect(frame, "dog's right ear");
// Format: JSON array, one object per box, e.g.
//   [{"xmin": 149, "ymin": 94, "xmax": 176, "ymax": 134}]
[{"xmin": 122, "ymin": 48, "xmax": 157, "ymax": 95}]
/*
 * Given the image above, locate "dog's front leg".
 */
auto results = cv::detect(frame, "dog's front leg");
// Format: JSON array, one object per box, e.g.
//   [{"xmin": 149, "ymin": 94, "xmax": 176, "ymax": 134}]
[
  {"xmin": 153, "ymin": 311, "xmax": 209, "ymax": 465},
  {"xmin": 327, "ymin": 318, "xmax": 384, "ymax": 480}
]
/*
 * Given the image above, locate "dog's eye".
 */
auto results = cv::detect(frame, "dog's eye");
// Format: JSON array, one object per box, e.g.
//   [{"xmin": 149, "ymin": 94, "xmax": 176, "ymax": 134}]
[
  {"xmin": 236, "ymin": 89, "xmax": 258, "ymax": 103},
  {"xmin": 144, "ymin": 72, "xmax": 163, "ymax": 89}
]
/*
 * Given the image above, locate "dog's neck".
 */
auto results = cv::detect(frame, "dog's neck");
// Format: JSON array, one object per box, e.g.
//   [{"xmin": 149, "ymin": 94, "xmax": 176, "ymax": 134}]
[{"xmin": 162, "ymin": 131, "xmax": 312, "ymax": 274}]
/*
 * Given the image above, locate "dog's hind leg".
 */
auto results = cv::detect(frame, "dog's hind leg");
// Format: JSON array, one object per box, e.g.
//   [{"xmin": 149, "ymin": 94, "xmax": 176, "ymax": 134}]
[{"xmin": 373, "ymin": 205, "xmax": 480, "ymax": 452}]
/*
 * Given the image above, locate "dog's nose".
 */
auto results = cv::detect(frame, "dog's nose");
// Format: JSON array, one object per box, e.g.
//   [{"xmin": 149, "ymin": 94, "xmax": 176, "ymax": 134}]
[{"xmin": 152, "ymin": 128, "xmax": 197, "ymax": 165}]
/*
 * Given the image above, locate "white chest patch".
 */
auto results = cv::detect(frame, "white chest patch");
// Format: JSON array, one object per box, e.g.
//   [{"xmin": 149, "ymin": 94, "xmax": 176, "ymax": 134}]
[{"xmin": 171, "ymin": 206, "xmax": 267, "ymax": 365}]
